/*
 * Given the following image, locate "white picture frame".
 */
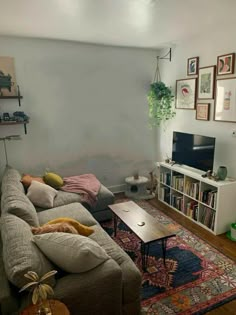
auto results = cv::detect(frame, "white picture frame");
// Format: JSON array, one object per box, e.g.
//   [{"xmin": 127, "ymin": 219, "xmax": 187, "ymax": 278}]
[{"xmin": 175, "ymin": 78, "xmax": 197, "ymax": 109}]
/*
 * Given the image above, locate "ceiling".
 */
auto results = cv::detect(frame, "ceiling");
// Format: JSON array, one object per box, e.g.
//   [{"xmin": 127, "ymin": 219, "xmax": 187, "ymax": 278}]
[{"xmin": 0, "ymin": 0, "xmax": 235, "ymax": 49}]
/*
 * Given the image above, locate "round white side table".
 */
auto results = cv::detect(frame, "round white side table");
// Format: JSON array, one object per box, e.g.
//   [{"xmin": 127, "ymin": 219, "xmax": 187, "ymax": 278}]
[{"xmin": 125, "ymin": 176, "xmax": 155, "ymax": 200}]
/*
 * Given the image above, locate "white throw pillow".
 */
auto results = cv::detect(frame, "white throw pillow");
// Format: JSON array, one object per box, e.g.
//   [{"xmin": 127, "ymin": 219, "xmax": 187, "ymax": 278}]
[
  {"xmin": 33, "ymin": 232, "xmax": 109, "ymax": 273},
  {"xmin": 27, "ymin": 180, "xmax": 57, "ymax": 209}
]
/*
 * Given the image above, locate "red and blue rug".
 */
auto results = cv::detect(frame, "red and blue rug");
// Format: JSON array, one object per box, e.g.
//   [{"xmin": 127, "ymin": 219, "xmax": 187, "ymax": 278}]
[{"xmin": 102, "ymin": 199, "xmax": 236, "ymax": 314}]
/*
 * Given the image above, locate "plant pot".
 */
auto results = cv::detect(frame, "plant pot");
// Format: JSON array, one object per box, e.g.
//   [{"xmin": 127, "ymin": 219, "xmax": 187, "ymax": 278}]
[{"xmin": 217, "ymin": 166, "xmax": 227, "ymax": 180}]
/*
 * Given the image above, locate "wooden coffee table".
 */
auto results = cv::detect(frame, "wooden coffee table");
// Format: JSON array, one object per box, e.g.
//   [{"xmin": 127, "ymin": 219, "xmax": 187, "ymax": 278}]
[{"xmin": 108, "ymin": 201, "xmax": 176, "ymax": 271}]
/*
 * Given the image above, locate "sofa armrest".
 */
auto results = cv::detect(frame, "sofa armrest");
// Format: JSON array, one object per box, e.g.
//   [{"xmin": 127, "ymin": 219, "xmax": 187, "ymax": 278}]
[
  {"xmin": 0, "ymin": 233, "xmax": 19, "ymax": 315},
  {"xmin": 53, "ymin": 258, "xmax": 122, "ymax": 315}
]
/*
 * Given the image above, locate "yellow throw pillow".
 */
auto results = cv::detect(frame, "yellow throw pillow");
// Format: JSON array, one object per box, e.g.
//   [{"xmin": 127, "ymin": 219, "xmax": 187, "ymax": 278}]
[
  {"xmin": 44, "ymin": 217, "xmax": 94, "ymax": 237},
  {"xmin": 43, "ymin": 172, "xmax": 64, "ymax": 189}
]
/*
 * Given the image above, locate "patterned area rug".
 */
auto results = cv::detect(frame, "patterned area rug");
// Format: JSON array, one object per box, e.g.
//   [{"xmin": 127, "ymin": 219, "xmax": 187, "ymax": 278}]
[{"xmin": 102, "ymin": 199, "xmax": 236, "ymax": 314}]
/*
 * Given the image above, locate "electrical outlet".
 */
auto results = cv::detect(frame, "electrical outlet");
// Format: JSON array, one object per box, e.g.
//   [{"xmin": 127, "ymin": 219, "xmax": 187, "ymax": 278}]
[{"xmin": 232, "ymin": 130, "xmax": 236, "ymax": 137}]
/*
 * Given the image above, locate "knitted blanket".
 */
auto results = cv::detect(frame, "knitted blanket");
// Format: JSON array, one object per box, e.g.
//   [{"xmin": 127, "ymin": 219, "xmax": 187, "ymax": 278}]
[{"xmin": 61, "ymin": 174, "xmax": 101, "ymax": 207}]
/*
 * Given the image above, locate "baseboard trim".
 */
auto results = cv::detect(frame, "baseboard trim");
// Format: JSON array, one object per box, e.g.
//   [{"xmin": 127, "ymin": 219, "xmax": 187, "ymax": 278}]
[{"xmin": 108, "ymin": 184, "xmax": 126, "ymax": 194}]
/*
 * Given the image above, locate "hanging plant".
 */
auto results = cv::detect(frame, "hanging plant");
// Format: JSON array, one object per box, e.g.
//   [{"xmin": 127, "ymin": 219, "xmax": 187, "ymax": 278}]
[
  {"xmin": 147, "ymin": 81, "xmax": 175, "ymax": 127},
  {"xmin": 147, "ymin": 56, "xmax": 176, "ymax": 127}
]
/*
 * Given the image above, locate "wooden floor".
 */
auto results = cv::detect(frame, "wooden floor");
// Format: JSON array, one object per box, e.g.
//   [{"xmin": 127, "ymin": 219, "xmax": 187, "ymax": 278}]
[{"xmin": 148, "ymin": 197, "xmax": 236, "ymax": 315}]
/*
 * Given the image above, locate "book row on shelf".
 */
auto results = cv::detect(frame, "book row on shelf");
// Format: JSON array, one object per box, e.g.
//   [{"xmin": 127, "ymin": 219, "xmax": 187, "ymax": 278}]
[
  {"xmin": 185, "ymin": 181, "xmax": 199, "ymax": 199},
  {"xmin": 172, "ymin": 175, "xmax": 184, "ymax": 191},
  {"xmin": 160, "ymin": 172, "xmax": 171, "ymax": 186},
  {"xmin": 199, "ymin": 189, "xmax": 217, "ymax": 209},
  {"xmin": 199, "ymin": 207, "xmax": 215, "ymax": 231}
]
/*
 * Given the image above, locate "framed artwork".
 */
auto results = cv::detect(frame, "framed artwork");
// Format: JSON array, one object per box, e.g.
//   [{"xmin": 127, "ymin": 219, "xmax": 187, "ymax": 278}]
[
  {"xmin": 196, "ymin": 103, "xmax": 210, "ymax": 121},
  {"xmin": 176, "ymin": 78, "xmax": 197, "ymax": 109},
  {"xmin": 217, "ymin": 53, "xmax": 235, "ymax": 76},
  {"xmin": 214, "ymin": 77, "xmax": 236, "ymax": 122},
  {"xmin": 0, "ymin": 57, "xmax": 17, "ymax": 96},
  {"xmin": 198, "ymin": 66, "xmax": 216, "ymax": 99},
  {"xmin": 187, "ymin": 56, "xmax": 199, "ymax": 75}
]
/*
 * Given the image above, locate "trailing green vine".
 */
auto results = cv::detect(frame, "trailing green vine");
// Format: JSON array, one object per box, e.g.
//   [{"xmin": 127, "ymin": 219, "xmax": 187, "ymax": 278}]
[{"xmin": 147, "ymin": 81, "xmax": 176, "ymax": 127}]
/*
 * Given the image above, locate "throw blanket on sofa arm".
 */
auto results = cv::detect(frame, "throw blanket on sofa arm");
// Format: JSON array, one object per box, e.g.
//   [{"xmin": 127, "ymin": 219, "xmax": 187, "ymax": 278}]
[{"xmin": 61, "ymin": 174, "xmax": 101, "ymax": 208}]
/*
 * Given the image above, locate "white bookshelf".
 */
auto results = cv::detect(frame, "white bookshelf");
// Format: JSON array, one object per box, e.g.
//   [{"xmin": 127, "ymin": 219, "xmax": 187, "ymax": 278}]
[{"xmin": 157, "ymin": 162, "xmax": 236, "ymax": 235}]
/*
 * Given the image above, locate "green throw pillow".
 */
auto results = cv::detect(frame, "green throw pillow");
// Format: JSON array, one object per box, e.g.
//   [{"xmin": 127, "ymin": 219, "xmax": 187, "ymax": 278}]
[{"xmin": 43, "ymin": 172, "xmax": 63, "ymax": 189}]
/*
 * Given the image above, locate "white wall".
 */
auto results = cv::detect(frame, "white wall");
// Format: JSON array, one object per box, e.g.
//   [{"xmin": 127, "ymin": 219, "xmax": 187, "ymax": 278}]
[
  {"xmin": 0, "ymin": 36, "xmax": 158, "ymax": 189},
  {"xmin": 158, "ymin": 27, "xmax": 236, "ymax": 178}
]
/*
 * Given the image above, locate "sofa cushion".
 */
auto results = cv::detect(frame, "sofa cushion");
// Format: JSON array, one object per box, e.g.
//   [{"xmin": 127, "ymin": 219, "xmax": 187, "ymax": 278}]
[
  {"xmin": 45, "ymin": 218, "xmax": 94, "ymax": 236},
  {"xmin": 53, "ymin": 190, "xmax": 82, "ymax": 208},
  {"xmin": 33, "ymin": 233, "xmax": 110, "ymax": 273},
  {"xmin": 1, "ymin": 184, "xmax": 39, "ymax": 227},
  {"xmin": 37, "ymin": 203, "xmax": 97, "ymax": 227},
  {"xmin": 89, "ymin": 225, "xmax": 141, "ymax": 304},
  {"xmin": 1, "ymin": 215, "xmax": 55, "ymax": 289},
  {"xmin": 27, "ymin": 181, "xmax": 58, "ymax": 209},
  {"xmin": 43, "ymin": 172, "xmax": 64, "ymax": 189}
]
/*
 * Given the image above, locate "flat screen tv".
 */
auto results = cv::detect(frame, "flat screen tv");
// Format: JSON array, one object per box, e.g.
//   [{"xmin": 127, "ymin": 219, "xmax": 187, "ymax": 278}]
[{"xmin": 172, "ymin": 131, "xmax": 215, "ymax": 172}]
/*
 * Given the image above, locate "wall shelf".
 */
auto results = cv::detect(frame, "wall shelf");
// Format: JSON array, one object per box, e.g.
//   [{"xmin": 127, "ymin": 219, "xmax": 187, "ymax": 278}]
[
  {"xmin": 0, "ymin": 85, "xmax": 23, "ymax": 106},
  {"xmin": 0, "ymin": 121, "xmax": 29, "ymax": 134}
]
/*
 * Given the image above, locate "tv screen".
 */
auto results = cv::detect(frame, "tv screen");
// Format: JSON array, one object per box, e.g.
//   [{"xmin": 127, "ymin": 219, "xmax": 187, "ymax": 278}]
[{"xmin": 172, "ymin": 131, "xmax": 215, "ymax": 172}]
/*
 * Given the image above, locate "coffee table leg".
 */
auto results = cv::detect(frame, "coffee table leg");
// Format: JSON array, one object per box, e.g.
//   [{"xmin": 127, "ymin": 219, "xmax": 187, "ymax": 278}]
[
  {"xmin": 141, "ymin": 242, "xmax": 149, "ymax": 271},
  {"xmin": 161, "ymin": 238, "xmax": 167, "ymax": 267},
  {"xmin": 113, "ymin": 215, "xmax": 117, "ymax": 237}
]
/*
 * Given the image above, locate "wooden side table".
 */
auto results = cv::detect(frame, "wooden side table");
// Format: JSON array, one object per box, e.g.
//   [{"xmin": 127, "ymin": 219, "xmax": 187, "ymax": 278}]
[{"xmin": 20, "ymin": 300, "xmax": 70, "ymax": 315}]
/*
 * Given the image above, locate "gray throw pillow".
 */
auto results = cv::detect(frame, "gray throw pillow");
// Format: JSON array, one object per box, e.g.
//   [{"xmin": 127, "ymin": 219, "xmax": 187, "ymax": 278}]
[{"xmin": 33, "ymin": 233, "xmax": 109, "ymax": 273}]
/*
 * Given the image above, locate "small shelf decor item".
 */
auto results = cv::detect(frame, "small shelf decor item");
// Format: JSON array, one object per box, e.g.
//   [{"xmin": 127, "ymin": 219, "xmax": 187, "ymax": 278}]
[
  {"xmin": 0, "ymin": 57, "xmax": 19, "ymax": 97},
  {"xmin": 176, "ymin": 78, "xmax": 197, "ymax": 109},
  {"xmin": 187, "ymin": 56, "xmax": 199, "ymax": 75},
  {"xmin": 214, "ymin": 77, "xmax": 236, "ymax": 122},
  {"xmin": 196, "ymin": 103, "xmax": 210, "ymax": 121},
  {"xmin": 147, "ymin": 56, "xmax": 175, "ymax": 126},
  {"xmin": 217, "ymin": 166, "xmax": 227, "ymax": 181},
  {"xmin": 217, "ymin": 53, "xmax": 235, "ymax": 76},
  {"xmin": 198, "ymin": 66, "xmax": 216, "ymax": 99},
  {"xmin": 19, "ymin": 270, "xmax": 57, "ymax": 315}
]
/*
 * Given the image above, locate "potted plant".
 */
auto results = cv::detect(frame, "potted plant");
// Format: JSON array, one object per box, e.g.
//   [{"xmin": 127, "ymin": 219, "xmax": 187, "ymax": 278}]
[
  {"xmin": 19, "ymin": 270, "xmax": 57, "ymax": 314},
  {"xmin": 147, "ymin": 81, "xmax": 176, "ymax": 127}
]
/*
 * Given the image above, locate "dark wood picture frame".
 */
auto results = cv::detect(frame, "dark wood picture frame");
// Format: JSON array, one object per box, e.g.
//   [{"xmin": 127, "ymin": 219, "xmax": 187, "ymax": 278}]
[
  {"xmin": 198, "ymin": 66, "xmax": 216, "ymax": 100},
  {"xmin": 196, "ymin": 103, "xmax": 210, "ymax": 121},
  {"xmin": 217, "ymin": 53, "xmax": 235, "ymax": 76},
  {"xmin": 176, "ymin": 78, "xmax": 197, "ymax": 109},
  {"xmin": 187, "ymin": 56, "xmax": 199, "ymax": 76}
]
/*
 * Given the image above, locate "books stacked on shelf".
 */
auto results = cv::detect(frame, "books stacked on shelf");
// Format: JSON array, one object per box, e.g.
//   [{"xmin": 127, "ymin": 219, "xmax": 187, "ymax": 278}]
[
  {"xmin": 199, "ymin": 189, "xmax": 217, "ymax": 209},
  {"xmin": 199, "ymin": 206, "xmax": 215, "ymax": 231},
  {"xmin": 172, "ymin": 174, "xmax": 184, "ymax": 192},
  {"xmin": 159, "ymin": 186, "xmax": 170, "ymax": 203},
  {"xmin": 185, "ymin": 181, "xmax": 199, "ymax": 199},
  {"xmin": 171, "ymin": 194, "xmax": 184, "ymax": 211},
  {"xmin": 185, "ymin": 200, "xmax": 198, "ymax": 220},
  {"xmin": 160, "ymin": 172, "xmax": 171, "ymax": 185}
]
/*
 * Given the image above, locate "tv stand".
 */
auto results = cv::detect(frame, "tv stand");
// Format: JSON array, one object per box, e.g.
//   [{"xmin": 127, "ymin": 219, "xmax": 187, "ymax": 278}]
[{"xmin": 157, "ymin": 162, "xmax": 236, "ymax": 235}]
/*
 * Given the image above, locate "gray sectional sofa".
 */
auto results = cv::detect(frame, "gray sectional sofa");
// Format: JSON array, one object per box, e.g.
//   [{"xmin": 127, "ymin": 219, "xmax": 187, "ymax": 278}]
[{"xmin": 0, "ymin": 166, "xmax": 141, "ymax": 315}]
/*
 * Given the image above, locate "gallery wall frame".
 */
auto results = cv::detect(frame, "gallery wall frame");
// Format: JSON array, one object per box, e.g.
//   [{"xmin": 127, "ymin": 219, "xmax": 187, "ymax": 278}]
[
  {"xmin": 187, "ymin": 56, "xmax": 199, "ymax": 76},
  {"xmin": 217, "ymin": 53, "xmax": 235, "ymax": 76},
  {"xmin": 198, "ymin": 66, "xmax": 216, "ymax": 100},
  {"xmin": 196, "ymin": 103, "xmax": 210, "ymax": 121},
  {"xmin": 214, "ymin": 77, "xmax": 236, "ymax": 122},
  {"xmin": 176, "ymin": 78, "xmax": 197, "ymax": 109}
]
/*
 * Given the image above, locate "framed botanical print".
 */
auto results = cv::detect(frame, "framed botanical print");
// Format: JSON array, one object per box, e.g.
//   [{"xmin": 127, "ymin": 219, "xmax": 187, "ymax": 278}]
[
  {"xmin": 217, "ymin": 53, "xmax": 235, "ymax": 76},
  {"xmin": 214, "ymin": 77, "xmax": 236, "ymax": 122},
  {"xmin": 187, "ymin": 56, "xmax": 199, "ymax": 75},
  {"xmin": 196, "ymin": 103, "xmax": 210, "ymax": 121},
  {"xmin": 198, "ymin": 66, "xmax": 216, "ymax": 99},
  {"xmin": 176, "ymin": 78, "xmax": 197, "ymax": 109}
]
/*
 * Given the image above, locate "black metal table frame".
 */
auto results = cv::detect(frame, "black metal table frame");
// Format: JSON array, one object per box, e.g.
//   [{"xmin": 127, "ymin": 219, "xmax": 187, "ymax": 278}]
[{"xmin": 113, "ymin": 214, "xmax": 174, "ymax": 271}]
